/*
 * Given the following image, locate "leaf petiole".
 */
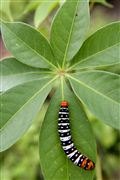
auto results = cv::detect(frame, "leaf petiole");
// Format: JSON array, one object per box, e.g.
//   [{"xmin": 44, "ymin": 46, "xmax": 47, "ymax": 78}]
[{"xmin": 60, "ymin": 76, "xmax": 64, "ymax": 101}]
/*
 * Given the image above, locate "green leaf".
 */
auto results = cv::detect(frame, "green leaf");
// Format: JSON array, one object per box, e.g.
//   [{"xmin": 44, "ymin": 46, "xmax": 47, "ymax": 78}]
[
  {"xmin": 34, "ymin": 1, "xmax": 59, "ymax": 28},
  {"xmin": 104, "ymin": 64, "xmax": 120, "ymax": 75},
  {"xmin": 10, "ymin": 0, "xmax": 29, "ymax": 20},
  {"xmin": 68, "ymin": 71, "xmax": 120, "ymax": 129},
  {"xmin": 70, "ymin": 22, "xmax": 120, "ymax": 70},
  {"xmin": 50, "ymin": 0, "xmax": 90, "ymax": 67},
  {"xmin": 1, "ymin": 22, "xmax": 57, "ymax": 70},
  {"xmin": 0, "ymin": 57, "xmax": 52, "ymax": 92},
  {"xmin": 92, "ymin": 0, "xmax": 112, "ymax": 8},
  {"xmin": 0, "ymin": 0, "xmax": 13, "ymax": 21},
  {"xmin": 23, "ymin": 1, "xmax": 41, "ymax": 15},
  {"xmin": 0, "ymin": 77, "xmax": 56, "ymax": 152},
  {"xmin": 40, "ymin": 81, "xmax": 96, "ymax": 180}
]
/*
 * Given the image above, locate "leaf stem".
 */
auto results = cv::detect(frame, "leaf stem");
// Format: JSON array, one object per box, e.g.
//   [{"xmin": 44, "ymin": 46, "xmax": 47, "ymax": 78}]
[
  {"xmin": 96, "ymin": 155, "xmax": 103, "ymax": 180},
  {"xmin": 61, "ymin": 76, "xmax": 64, "ymax": 101},
  {"xmin": 90, "ymin": 0, "xmax": 95, "ymax": 11}
]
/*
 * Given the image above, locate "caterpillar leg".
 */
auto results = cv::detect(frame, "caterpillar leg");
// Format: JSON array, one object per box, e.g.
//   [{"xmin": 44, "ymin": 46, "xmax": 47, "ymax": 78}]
[{"xmin": 58, "ymin": 101, "xmax": 95, "ymax": 170}]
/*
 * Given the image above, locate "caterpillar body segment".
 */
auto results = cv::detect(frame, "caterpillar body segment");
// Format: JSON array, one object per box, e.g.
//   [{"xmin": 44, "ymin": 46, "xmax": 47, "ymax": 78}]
[{"xmin": 58, "ymin": 101, "xmax": 95, "ymax": 170}]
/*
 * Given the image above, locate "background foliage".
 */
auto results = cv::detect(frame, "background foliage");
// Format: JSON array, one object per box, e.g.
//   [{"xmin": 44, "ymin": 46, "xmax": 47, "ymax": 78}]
[{"xmin": 0, "ymin": 0, "xmax": 120, "ymax": 180}]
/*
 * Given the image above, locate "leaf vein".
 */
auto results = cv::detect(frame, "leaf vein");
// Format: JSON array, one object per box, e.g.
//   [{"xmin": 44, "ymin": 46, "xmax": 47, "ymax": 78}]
[{"xmin": 0, "ymin": 76, "xmax": 57, "ymax": 131}]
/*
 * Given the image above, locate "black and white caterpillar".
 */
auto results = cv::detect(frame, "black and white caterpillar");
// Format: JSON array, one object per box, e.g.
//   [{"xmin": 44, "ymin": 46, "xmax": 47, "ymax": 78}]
[{"xmin": 58, "ymin": 101, "xmax": 95, "ymax": 170}]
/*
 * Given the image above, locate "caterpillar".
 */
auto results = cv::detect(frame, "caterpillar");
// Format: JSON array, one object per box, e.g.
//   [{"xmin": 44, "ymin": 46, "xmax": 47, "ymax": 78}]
[{"xmin": 58, "ymin": 101, "xmax": 95, "ymax": 170}]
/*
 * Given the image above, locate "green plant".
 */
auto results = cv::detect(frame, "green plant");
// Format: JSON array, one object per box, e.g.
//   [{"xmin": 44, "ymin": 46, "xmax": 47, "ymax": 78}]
[
  {"xmin": 0, "ymin": 0, "xmax": 120, "ymax": 179},
  {"xmin": 0, "ymin": 0, "xmax": 112, "ymax": 27},
  {"xmin": 0, "ymin": 0, "xmax": 61, "ymax": 26}
]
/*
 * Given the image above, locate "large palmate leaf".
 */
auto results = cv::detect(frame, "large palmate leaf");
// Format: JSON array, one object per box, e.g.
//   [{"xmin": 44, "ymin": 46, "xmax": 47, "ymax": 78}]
[
  {"xmin": 0, "ymin": 57, "xmax": 53, "ymax": 92},
  {"xmin": 50, "ymin": 0, "xmax": 90, "ymax": 67},
  {"xmin": 0, "ymin": 77, "xmax": 56, "ymax": 152},
  {"xmin": 40, "ymin": 81, "xmax": 96, "ymax": 180},
  {"xmin": 68, "ymin": 71, "xmax": 120, "ymax": 129},
  {"xmin": 1, "ymin": 22, "xmax": 57, "ymax": 69},
  {"xmin": 69, "ymin": 22, "xmax": 120, "ymax": 70}
]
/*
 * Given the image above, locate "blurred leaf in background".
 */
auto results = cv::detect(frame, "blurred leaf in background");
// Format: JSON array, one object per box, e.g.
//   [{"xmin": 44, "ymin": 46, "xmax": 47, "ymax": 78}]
[
  {"xmin": 10, "ymin": 0, "xmax": 30, "ymax": 21},
  {"xmin": 90, "ymin": 0, "xmax": 119, "ymax": 34},
  {"xmin": 34, "ymin": 1, "xmax": 59, "ymax": 28},
  {"xmin": 23, "ymin": 0, "xmax": 41, "ymax": 16},
  {"xmin": 85, "ymin": 107, "xmax": 120, "ymax": 180},
  {"xmin": 0, "ymin": 0, "xmax": 112, "ymax": 25},
  {"xmin": 93, "ymin": 120, "xmax": 120, "ymax": 180},
  {"xmin": 90, "ymin": 0, "xmax": 113, "ymax": 8},
  {"xmin": 0, "ymin": 0, "xmax": 13, "ymax": 21},
  {"xmin": 0, "ymin": 0, "xmax": 60, "ymax": 25}
]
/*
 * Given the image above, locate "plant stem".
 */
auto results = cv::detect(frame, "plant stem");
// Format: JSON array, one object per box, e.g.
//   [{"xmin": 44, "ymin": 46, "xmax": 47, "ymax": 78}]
[
  {"xmin": 61, "ymin": 76, "xmax": 64, "ymax": 101},
  {"xmin": 89, "ymin": 0, "xmax": 96, "ymax": 11},
  {"xmin": 96, "ymin": 155, "xmax": 103, "ymax": 180}
]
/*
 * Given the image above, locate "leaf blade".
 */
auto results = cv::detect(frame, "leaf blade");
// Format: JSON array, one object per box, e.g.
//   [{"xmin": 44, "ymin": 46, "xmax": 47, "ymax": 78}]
[
  {"xmin": 34, "ymin": 1, "xmax": 59, "ymax": 28},
  {"xmin": 70, "ymin": 22, "xmax": 120, "ymax": 70},
  {"xmin": 50, "ymin": 0, "xmax": 90, "ymax": 67},
  {"xmin": 0, "ymin": 77, "xmax": 56, "ymax": 151},
  {"xmin": 40, "ymin": 81, "xmax": 96, "ymax": 180},
  {"xmin": 0, "ymin": 0, "xmax": 13, "ymax": 21},
  {"xmin": 68, "ymin": 71, "xmax": 120, "ymax": 129},
  {"xmin": 1, "ymin": 22, "xmax": 57, "ymax": 69},
  {"xmin": 0, "ymin": 57, "xmax": 53, "ymax": 92}
]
